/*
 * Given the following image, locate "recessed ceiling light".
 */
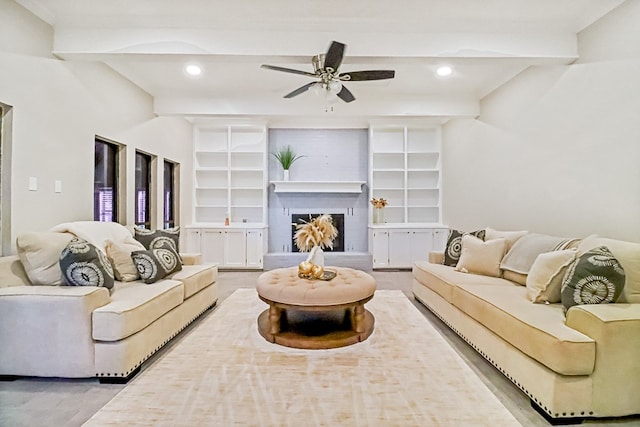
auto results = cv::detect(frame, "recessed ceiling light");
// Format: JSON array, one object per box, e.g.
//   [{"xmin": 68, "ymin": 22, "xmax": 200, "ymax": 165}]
[
  {"xmin": 185, "ymin": 64, "xmax": 202, "ymax": 77},
  {"xmin": 435, "ymin": 65, "xmax": 453, "ymax": 78}
]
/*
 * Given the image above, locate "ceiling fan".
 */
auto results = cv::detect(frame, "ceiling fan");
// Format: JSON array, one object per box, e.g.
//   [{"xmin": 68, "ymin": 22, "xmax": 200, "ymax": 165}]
[{"xmin": 261, "ymin": 41, "xmax": 395, "ymax": 103}]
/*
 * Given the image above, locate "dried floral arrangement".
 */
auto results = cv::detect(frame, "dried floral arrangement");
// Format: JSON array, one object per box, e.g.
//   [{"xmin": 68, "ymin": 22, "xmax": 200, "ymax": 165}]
[
  {"xmin": 370, "ymin": 198, "xmax": 388, "ymax": 208},
  {"xmin": 293, "ymin": 214, "xmax": 338, "ymax": 252}
]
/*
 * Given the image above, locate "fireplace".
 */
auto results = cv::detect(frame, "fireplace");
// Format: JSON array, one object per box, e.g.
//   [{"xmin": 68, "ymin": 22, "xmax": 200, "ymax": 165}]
[{"xmin": 291, "ymin": 214, "xmax": 345, "ymax": 253}]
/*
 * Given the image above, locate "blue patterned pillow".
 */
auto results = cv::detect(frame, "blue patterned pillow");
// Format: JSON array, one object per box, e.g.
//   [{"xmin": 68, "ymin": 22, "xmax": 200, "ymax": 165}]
[
  {"xmin": 134, "ymin": 227, "xmax": 180, "ymax": 251},
  {"xmin": 59, "ymin": 237, "xmax": 114, "ymax": 289},
  {"xmin": 561, "ymin": 246, "xmax": 625, "ymax": 311},
  {"xmin": 131, "ymin": 244, "xmax": 182, "ymax": 284}
]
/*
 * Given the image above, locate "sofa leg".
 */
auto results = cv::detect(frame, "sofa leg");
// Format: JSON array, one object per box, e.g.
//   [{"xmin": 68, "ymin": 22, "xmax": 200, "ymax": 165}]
[
  {"xmin": 98, "ymin": 366, "xmax": 141, "ymax": 384},
  {"xmin": 0, "ymin": 375, "xmax": 20, "ymax": 381},
  {"xmin": 530, "ymin": 399, "xmax": 584, "ymax": 425}
]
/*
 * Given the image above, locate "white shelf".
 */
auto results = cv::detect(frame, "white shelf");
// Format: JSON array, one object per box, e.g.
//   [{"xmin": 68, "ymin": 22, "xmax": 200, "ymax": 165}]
[
  {"xmin": 271, "ymin": 181, "xmax": 366, "ymax": 193},
  {"xmin": 193, "ymin": 124, "xmax": 267, "ymax": 225},
  {"xmin": 369, "ymin": 124, "xmax": 442, "ymax": 225}
]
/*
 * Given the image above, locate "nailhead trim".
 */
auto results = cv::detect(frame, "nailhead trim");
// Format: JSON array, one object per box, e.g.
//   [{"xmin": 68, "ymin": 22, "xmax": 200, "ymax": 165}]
[
  {"xmin": 96, "ymin": 301, "xmax": 217, "ymax": 378},
  {"xmin": 414, "ymin": 296, "xmax": 590, "ymax": 420}
]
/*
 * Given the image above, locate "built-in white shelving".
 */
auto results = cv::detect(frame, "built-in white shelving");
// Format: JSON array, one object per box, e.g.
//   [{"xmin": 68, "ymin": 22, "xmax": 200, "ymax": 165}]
[
  {"xmin": 369, "ymin": 124, "xmax": 442, "ymax": 225},
  {"xmin": 194, "ymin": 124, "xmax": 267, "ymax": 225}
]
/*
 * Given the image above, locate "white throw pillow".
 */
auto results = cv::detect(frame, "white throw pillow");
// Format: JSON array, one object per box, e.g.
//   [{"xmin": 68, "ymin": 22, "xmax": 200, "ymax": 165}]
[
  {"xmin": 485, "ymin": 227, "xmax": 528, "ymax": 252},
  {"xmin": 526, "ymin": 249, "xmax": 577, "ymax": 303},
  {"xmin": 455, "ymin": 235, "xmax": 506, "ymax": 278},
  {"xmin": 16, "ymin": 232, "xmax": 74, "ymax": 285},
  {"xmin": 105, "ymin": 238, "xmax": 146, "ymax": 282},
  {"xmin": 49, "ymin": 221, "xmax": 133, "ymax": 254}
]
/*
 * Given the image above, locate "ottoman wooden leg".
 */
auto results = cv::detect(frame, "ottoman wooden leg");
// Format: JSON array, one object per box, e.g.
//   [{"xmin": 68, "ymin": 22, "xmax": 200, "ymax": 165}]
[
  {"xmin": 354, "ymin": 304, "xmax": 365, "ymax": 333},
  {"xmin": 268, "ymin": 305, "xmax": 281, "ymax": 335}
]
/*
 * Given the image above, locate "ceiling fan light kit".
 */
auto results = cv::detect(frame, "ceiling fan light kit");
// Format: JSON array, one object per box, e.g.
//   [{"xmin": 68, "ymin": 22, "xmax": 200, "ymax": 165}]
[{"xmin": 261, "ymin": 41, "xmax": 395, "ymax": 103}]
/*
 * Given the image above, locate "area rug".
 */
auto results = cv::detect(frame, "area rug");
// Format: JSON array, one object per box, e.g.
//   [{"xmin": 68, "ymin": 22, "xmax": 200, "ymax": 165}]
[{"xmin": 83, "ymin": 289, "xmax": 521, "ymax": 426}]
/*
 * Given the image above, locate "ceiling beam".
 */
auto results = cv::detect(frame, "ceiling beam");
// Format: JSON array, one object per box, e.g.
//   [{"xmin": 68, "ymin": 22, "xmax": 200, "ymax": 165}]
[
  {"xmin": 52, "ymin": 28, "xmax": 578, "ymax": 61},
  {"xmin": 154, "ymin": 94, "xmax": 479, "ymax": 118}
]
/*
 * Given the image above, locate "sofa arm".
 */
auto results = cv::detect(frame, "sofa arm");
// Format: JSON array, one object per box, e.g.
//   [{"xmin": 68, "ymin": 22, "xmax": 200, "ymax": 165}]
[
  {"xmin": 180, "ymin": 253, "xmax": 202, "ymax": 265},
  {"xmin": 566, "ymin": 303, "xmax": 640, "ymax": 415},
  {"xmin": 0, "ymin": 285, "xmax": 111, "ymax": 378},
  {"xmin": 428, "ymin": 251, "xmax": 444, "ymax": 264}
]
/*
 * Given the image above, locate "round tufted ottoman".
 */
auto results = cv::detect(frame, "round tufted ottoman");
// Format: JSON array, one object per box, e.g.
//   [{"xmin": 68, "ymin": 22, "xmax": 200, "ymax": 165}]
[{"xmin": 256, "ymin": 267, "xmax": 376, "ymax": 349}]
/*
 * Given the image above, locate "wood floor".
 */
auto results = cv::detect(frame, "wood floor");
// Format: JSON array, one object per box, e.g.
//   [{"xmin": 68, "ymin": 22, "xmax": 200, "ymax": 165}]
[{"xmin": 1, "ymin": 270, "xmax": 639, "ymax": 427}]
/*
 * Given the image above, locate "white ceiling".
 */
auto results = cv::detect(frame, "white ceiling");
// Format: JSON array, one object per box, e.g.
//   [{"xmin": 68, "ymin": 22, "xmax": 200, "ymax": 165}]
[{"xmin": 17, "ymin": 0, "xmax": 625, "ymax": 123}]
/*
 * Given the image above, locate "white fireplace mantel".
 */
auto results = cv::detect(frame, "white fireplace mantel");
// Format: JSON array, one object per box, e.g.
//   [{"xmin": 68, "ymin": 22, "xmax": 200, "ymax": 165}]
[{"xmin": 271, "ymin": 181, "xmax": 366, "ymax": 194}]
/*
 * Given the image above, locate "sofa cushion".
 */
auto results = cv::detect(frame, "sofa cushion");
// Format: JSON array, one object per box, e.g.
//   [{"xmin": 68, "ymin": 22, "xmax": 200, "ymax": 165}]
[
  {"xmin": 92, "ymin": 279, "xmax": 184, "ymax": 341},
  {"xmin": 131, "ymin": 246, "xmax": 182, "ymax": 284},
  {"xmin": 413, "ymin": 261, "xmax": 515, "ymax": 304},
  {"xmin": 452, "ymin": 283, "xmax": 596, "ymax": 376},
  {"xmin": 526, "ymin": 249, "xmax": 577, "ymax": 303},
  {"xmin": 0, "ymin": 256, "xmax": 32, "ymax": 288},
  {"xmin": 485, "ymin": 227, "xmax": 527, "ymax": 252},
  {"xmin": 501, "ymin": 233, "xmax": 579, "ymax": 275},
  {"xmin": 59, "ymin": 238, "xmax": 115, "ymax": 290},
  {"xmin": 16, "ymin": 232, "xmax": 73, "ymax": 285},
  {"xmin": 455, "ymin": 235, "xmax": 506, "ymax": 277},
  {"xmin": 168, "ymin": 264, "xmax": 217, "ymax": 299},
  {"xmin": 105, "ymin": 239, "xmax": 145, "ymax": 282},
  {"xmin": 578, "ymin": 235, "xmax": 640, "ymax": 303},
  {"xmin": 443, "ymin": 228, "xmax": 486, "ymax": 267},
  {"xmin": 561, "ymin": 246, "xmax": 625, "ymax": 310}
]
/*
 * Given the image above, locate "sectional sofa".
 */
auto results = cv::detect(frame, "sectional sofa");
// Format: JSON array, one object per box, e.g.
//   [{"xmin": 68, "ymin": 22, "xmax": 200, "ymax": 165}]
[
  {"xmin": 0, "ymin": 221, "xmax": 218, "ymax": 382},
  {"xmin": 413, "ymin": 229, "xmax": 640, "ymax": 423}
]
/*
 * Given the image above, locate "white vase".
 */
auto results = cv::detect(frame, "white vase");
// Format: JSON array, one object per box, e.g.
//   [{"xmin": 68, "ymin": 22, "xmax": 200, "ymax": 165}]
[
  {"xmin": 373, "ymin": 207, "xmax": 384, "ymax": 224},
  {"xmin": 306, "ymin": 246, "xmax": 324, "ymax": 267},
  {"xmin": 283, "ymin": 169, "xmax": 290, "ymax": 181}
]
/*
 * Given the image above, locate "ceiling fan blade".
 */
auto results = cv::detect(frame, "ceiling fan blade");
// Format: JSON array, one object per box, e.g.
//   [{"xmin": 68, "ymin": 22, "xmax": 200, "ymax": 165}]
[
  {"xmin": 324, "ymin": 41, "xmax": 345, "ymax": 72},
  {"xmin": 261, "ymin": 64, "xmax": 318, "ymax": 78},
  {"xmin": 336, "ymin": 85, "xmax": 355, "ymax": 103},
  {"xmin": 284, "ymin": 82, "xmax": 317, "ymax": 98},
  {"xmin": 342, "ymin": 70, "xmax": 395, "ymax": 81}
]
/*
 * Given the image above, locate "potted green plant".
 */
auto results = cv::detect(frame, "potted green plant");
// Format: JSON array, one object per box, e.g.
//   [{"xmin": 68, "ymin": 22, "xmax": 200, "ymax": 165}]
[{"xmin": 271, "ymin": 145, "xmax": 303, "ymax": 181}]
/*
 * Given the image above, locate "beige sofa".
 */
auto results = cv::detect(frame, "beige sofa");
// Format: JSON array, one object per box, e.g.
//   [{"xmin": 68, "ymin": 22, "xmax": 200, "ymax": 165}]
[
  {"xmin": 0, "ymin": 222, "xmax": 218, "ymax": 383},
  {"xmin": 412, "ymin": 231, "xmax": 640, "ymax": 423}
]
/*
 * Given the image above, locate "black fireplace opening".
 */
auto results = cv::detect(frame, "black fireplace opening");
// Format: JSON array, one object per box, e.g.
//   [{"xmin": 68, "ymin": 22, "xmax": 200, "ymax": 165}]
[{"xmin": 291, "ymin": 213, "xmax": 345, "ymax": 253}]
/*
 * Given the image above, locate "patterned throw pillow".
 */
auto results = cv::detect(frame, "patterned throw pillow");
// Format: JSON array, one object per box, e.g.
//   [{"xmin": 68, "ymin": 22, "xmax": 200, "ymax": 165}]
[
  {"xmin": 561, "ymin": 246, "xmax": 625, "ymax": 311},
  {"xmin": 443, "ymin": 228, "xmax": 486, "ymax": 267},
  {"xmin": 59, "ymin": 237, "xmax": 115, "ymax": 289},
  {"xmin": 131, "ymin": 244, "xmax": 182, "ymax": 284},
  {"xmin": 134, "ymin": 227, "xmax": 180, "ymax": 252}
]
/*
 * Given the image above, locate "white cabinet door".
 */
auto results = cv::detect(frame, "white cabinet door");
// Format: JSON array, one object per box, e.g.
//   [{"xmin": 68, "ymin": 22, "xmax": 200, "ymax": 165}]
[
  {"xmin": 388, "ymin": 230, "xmax": 412, "ymax": 268},
  {"xmin": 224, "ymin": 229, "xmax": 246, "ymax": 268},
  {"xmin": 184, "ymin": 229, "xmax": 201, "ymax": 253},
  {"xmin": 410, "ymin": 229, "xmax": 434, "ymax": 264},
  {"xmin": 371, "ymin": 230, "xmax": 390, "ymax": 268},
  {"xmin": 246, "ymin": 229, "xmax": 263, "ymax": 268},
  {"xmin": 201, "ymin": 229, "xmax": 224, "ymax": 265},
  {"xmin": 433, "ymin": 228, "xmax": 449, "ymax": 252}
]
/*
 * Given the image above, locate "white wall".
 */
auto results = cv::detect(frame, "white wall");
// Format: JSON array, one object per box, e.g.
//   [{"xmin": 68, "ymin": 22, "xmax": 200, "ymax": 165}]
[
  {"xmin": 0, "ymin": 1, "xmax": 193, "ymax": 251},
  {"xmin": 442, "ymin": 0, "xmax": 640, "ymax": 241}
]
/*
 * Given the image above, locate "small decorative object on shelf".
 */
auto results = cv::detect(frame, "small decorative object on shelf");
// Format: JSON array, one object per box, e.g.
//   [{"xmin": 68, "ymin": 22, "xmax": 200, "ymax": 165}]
[
  {"xmin": 271, "ymin": 145, "xmax": 304, "ymax": 181},
  {"xmin": 294, "ymin": 214, "xmax": 338, "ymax": 280},
  {"xmin": 370, "ymin": 198, "xmax": 388, "ymax": 224},
  {"xmin": 224, "ymin": 212, "xmax": 230, "ymax": 226}
]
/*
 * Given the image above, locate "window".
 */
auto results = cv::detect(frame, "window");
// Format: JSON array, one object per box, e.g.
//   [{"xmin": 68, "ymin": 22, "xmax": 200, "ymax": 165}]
[
  {"xmin": 163, "ymin": 160, "xmax": 177, "ymax": 228},
  {"xmin": 135, "ymin": 151, "xmax": 152, "ymax": 229},
  {"xmin": 94, "ymin": 139, "xmax": 119, "ymax": 222}
]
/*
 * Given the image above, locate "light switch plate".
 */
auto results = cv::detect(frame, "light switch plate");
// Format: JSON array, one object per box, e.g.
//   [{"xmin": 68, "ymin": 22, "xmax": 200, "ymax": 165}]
[
  {"xmin": 28, "ymin": 177, "xmax": 37, "ymax": 191},
  {"xmin": 54, "ymin": 180, "xmax": 62, "ymax": 193}
]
